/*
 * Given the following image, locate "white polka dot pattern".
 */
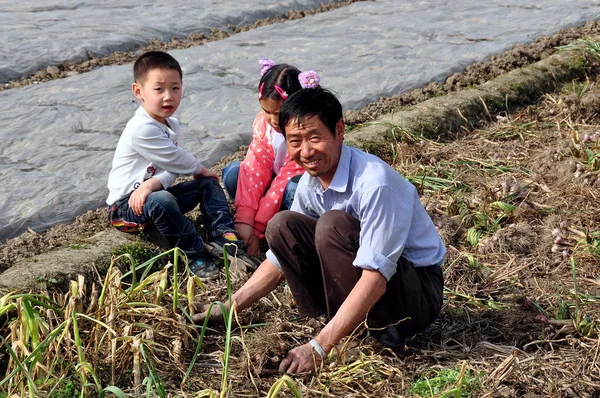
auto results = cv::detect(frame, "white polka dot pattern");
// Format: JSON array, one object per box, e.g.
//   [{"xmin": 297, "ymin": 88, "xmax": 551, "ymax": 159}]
[{"xmin": 233, "ymin": 113, "xmax": 305, "ymax": 236}]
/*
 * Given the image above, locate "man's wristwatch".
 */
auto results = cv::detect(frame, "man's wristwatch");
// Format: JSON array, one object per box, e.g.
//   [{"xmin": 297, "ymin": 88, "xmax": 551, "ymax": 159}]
[{"xmin": 309, "ymin": 338, "xmax": 326, "ymax": 358}]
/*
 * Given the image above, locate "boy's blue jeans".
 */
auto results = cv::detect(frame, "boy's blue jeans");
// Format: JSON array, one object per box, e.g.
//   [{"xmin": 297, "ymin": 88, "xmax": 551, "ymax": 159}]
[
  {"xmin": 108, "ymin": 177, "xmax": 236, "ymax": 260},
  {"xmin": 222, "ymin": 160, "xmax": 299, "ymax": 209}
]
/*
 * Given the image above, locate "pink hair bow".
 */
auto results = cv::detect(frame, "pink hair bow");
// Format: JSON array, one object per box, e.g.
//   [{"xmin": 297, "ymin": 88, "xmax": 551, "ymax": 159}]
[
  {"xmin": 299, "ymin": 70, "xmax": 320, "ymax": 89},
  {"xmin": 259, "ymin": 57, "xmax": 275, "ymax": 76}
]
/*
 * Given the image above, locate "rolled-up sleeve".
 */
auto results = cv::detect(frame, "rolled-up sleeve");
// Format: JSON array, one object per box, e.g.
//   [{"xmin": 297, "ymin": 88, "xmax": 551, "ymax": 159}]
[
  {"xmin": 353, "ymin": 186, "xmax": 414, "ymax": 281},
  {"xmin": 266, "ymin": 249, "xmax": 282, "ymax": 271},
  {"xmin": 353, "ymin": 246, "xmax": 397, "ymax": 281}
]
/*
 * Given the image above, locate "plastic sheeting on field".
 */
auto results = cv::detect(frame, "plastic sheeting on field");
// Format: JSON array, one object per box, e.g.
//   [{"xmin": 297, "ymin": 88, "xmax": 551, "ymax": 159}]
[
  {"xmin": 1, "ymin": 0, "xmax": 599, "ymax": 242},
  {"xmin": 0, "ymin": 0, "xmax": 341, "ymax": 83}
]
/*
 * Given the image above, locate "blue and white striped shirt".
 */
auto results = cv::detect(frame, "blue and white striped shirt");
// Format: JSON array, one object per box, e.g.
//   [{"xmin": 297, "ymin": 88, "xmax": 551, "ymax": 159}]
[{"xmin": 267, "ymin": 144, "xmax": 446, "ymax": 281}]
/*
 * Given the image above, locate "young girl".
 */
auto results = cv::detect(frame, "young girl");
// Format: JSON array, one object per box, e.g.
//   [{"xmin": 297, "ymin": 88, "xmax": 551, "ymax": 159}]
[{"xmin": 222, "ymin": 58, "xmax": 320, "ymax": 256}]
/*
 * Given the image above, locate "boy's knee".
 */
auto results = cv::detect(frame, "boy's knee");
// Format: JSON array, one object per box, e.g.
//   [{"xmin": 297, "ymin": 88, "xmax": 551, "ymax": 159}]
[
  {"xmin": 189, "ymin": 176, "xmax": 225, "ymax": 198},
  {"xmin": 204, "ymin": 176, "xmax": 224, "ymax": 192},
  {"xmin": 146, "ymin": 191, "xmax": 178, "ymax": 211},
  {"xmin": 188, "ymin": 176, "xmax": 215, "ymax": 188}
]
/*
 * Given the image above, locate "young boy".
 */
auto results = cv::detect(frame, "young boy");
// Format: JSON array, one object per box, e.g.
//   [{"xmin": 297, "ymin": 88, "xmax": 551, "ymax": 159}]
[{"xmin": 107, "ymin": 51, "xmax": 252, "ymax": 279}]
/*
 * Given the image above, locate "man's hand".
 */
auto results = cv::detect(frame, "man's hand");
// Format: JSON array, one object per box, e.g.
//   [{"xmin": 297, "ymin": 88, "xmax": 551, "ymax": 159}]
[
  {"xmin": 235, "ymin": 223, "xmax": 260, "ymax": 256},
  {"xmin": 278, "ymin": 343, "xmax": 322, "ymax": 374},
  {"xmin": 191, "ymin": 303, "xmax": 226, "ymax": 325},
  {"xmin": 129, "ymin": 186, "xmax": 152, "ymax": 216}
]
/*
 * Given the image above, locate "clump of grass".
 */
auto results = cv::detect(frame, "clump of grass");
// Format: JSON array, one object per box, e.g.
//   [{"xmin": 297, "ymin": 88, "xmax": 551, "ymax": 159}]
[
  {"xmin": 558, "ymin": 37, "xmax": 600, "ymax": 60},
  {"xmin": 560, "ymin": 79, "xmax": 591, "ymax": 98},
  {"xmin": 0, "ymin": 248, "xmax": 193, "ymax": 396},
  {"xmin": 409, "ymin": 364, "xmax": 483, "ymax": 397},
  {"xmin": 111, "ymin": 240, "xmax": 160, "ymax": 266},
  {"xmin": 405, "ymin": 170, "xmax": 470, "ymax": 194},
  {"xmin": 457, "ymin": 200, "xmax": 517, "ymax": 247},
  {"xmin": 47, "ymin": 379, "xmax": 78, "ymax": 398},
  {"xmin": 587, "ymin": 230, "xmax": 600, "ymax": 259}
]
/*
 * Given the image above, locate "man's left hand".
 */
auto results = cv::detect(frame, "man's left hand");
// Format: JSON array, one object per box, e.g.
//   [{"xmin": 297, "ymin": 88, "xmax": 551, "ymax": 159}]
[{"xmin": 278, "ymin": 343, "xmax": 322, "ymax": 374}]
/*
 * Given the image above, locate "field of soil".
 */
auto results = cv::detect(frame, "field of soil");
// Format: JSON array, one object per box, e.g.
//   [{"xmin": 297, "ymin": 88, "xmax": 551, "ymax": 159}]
[
  {"xmin": 4, "ymin": 21, "xmax": 600, "ymax": 273},
  {"xmin": 1, "ymin": 31, "xmax": 600, "ymax": 398}
]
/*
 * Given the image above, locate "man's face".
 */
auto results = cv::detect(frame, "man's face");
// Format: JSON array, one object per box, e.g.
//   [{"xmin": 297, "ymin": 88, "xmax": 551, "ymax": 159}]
[
  {"xmin": 285, "ymin": 115, "xmax": 344, "ymax": 189},
  {"xmin": 132, "ymin": 68, "xmax": 182, "ymax": 125}
]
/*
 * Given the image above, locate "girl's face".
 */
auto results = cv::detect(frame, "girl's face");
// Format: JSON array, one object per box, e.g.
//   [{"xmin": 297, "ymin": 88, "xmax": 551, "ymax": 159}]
[{"xmin": 260, "ymin": 97, "xmax": 284, "ymax": 132}]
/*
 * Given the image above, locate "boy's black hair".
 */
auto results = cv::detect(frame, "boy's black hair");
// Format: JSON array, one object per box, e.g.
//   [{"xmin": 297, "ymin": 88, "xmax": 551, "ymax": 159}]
[
  {"xmin": 278, "ymin": 88, "xmax": 343, "ymax": 137},
  {"xmin": 133, "ymin": 51, "xmax": 182, "ymax": 83},
  {"xmin": 259, "ymin": 64, "xmax": 303, "ymax": 101}
]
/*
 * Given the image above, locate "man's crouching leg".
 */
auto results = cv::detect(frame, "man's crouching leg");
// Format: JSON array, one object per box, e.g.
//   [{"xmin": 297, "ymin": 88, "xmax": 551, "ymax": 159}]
[
  {"xmin": 266, "ymin": 210, "xmax": 327, "ymax": 317},
  {"xmin": 315, "ymin": 210, "xmax": 444, "ymax": 346}
]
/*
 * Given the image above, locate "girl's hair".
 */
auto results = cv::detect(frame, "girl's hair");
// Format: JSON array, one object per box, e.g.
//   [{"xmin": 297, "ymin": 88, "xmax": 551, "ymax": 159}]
[{"xmin": 258, "ymin": 64, "xmax": 303, "ymax": 101}]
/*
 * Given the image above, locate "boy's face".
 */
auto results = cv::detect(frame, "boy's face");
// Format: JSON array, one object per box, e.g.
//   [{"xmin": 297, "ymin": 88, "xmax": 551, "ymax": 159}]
[{"xmin": 132, "ymin": 68, "xmax": 182, "ymax": 125}]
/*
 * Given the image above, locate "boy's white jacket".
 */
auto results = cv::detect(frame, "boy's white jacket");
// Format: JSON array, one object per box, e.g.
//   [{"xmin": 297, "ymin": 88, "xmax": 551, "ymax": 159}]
[{"xmin": 106, "ymin": 107, "xmax": 203, "ymax": 205}]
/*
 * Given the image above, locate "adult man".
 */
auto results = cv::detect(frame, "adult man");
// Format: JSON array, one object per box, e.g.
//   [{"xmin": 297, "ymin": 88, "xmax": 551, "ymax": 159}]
[{"xmin": 199, "ymin": 88, "xmax": 446, "ymax": 374}]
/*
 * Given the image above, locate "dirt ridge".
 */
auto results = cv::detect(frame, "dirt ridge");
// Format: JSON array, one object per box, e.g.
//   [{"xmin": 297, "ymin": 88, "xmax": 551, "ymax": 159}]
[
  {"xmin": 2, "ymin": 24, "xmax": 600, "ymax": 286},
  {"xmin": 1, "ymin": 38, "xmax": 597, "ymax": 290},
  {"xmin": 344, "ymin": 20, "xmax": 600, "ymax": 125},
  {"xmin": 346, "ymin": 46, "xmax": 594, "ymax": 146}
]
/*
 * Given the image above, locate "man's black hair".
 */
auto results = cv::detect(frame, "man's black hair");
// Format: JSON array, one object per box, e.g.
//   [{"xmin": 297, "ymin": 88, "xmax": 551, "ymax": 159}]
[
  {"xmin": 133, "ymin": 51, "xmax": 182, "ymax": 83},
  {"xmin": 278, "ymin": 88, "xmax": 342, "ymax": 136}
]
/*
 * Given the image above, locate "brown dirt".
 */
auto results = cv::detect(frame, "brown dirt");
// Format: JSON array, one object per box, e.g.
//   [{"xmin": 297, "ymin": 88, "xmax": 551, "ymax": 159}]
[
  {"xmin": 3, "ymin": 22, "xmax": 600, "ymax": 274},
  {"xmin": 0, "ymin": 208, "xmax": 108, "ymax": 273},
  {"xmin": 377, "ymin": 75, "xmax": 600, "ymax": 397},
  {"xmin": 2, "ymin": 29, "xmax": 600, "ymax": 398}
]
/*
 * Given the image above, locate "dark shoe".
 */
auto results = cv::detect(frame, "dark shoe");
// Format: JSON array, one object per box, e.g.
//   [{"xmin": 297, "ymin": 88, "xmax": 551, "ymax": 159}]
[
  {"xmin": 234, "ymin": 252, "xmax": 260, "ymax": 272},
  {"xmin": 210, "ymin": 232, "xmax": 245, "ymax": 256},
  {"xmin": 189, "ymin": 255, "xmax": 221, "ymax": 280},
  {"xmin": 368, "ymin": 325, "xmax": 406, "ymax": 354},
  {"xmin": 208, "ymin": 232, "xmax": 260, "ymax": 272}
]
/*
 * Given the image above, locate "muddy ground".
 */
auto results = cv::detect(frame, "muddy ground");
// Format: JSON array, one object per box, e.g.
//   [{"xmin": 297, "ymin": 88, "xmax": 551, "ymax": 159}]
[
  {"xmin": 3, "ymin": 20, "xmax": 600, "ymax": 272},
  {"xmin": 3, "ymin": 57, "xmax": 598, "ymax": 396},
  {"xmin": 192, "ymin": 56, "xmax": 600, "ymax": 397},
  {"xmin": 1, "ymin": 22, "xmax": 600, "ymax": 398}
]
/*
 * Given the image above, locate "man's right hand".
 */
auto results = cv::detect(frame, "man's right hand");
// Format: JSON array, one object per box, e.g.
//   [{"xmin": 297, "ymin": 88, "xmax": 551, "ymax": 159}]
[
  {"xmin": 191, "ymin": 260, "xmax": 285, "ymax": 330},
  {"xmin": 191, "ymin": 303, "xmax": 226, "ymax": 325}
]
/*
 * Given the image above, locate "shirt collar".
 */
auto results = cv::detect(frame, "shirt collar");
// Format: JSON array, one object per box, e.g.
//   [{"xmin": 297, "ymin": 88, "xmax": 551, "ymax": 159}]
[
  {"xmin": 306, "ymin": 144, "xmax": 350, "ymax": 193},
  {"xmin": 137, "ymin": 106, "xmax": 171, "ymax": 128}
]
